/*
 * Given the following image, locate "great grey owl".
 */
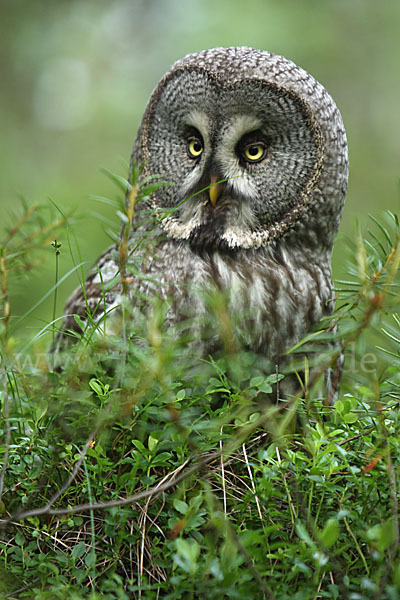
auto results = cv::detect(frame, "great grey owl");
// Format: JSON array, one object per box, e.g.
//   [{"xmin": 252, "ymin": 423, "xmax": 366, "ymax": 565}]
[{"xmin": 55, "ymin": 47, "xmax": 348, "ymax": 393}]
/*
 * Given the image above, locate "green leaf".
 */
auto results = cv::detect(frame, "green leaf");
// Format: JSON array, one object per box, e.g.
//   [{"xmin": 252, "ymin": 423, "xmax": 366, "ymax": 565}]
[
  {"xmin": 73, "ymin": 314, "xmax": 86, "ymax": 332},
  {"xmin": 116, "ymin": 210, "xmax": 129, "ymax": 224},
  {"xmin": 131, "ymin": 440, "xmax": 146, "ymax": 453},
  {"xmin": 148, "ymin": 435, "xmax": 158, "ymax": 451},
  {"xmin": 221, "ymin": 539, "xmax": 238, "ymax": 572},
  {"xmin": 248, "ymin": 376, "xmax": 273, "ymax": 393},
  {"xmin": 89, "ymin": 378, "xmax": 103, "ymax": 396},
  {"xmin": 173, "ymin": 499, "xmax": 189, "ymax": 515},
  {"xmin": 260, "ymin": 382, "xmax": 273, "ymax": 393},
  {"xmin": 100, "ymin": 168, "xmax": 131, "ymax": 193},
  {"xmin": 75, "ymin": 569, "xmax": 87, "ymax": 585},
  {"xmin": 140, "ymin": 182, "xmax": 173, "ymax": 197},
  {"xmin": 320, "ymin": 518, "xmax": 339, "ymax": 548},
  {"xmin": 89, "ymin": 194, "xmax": 120, "ymax": 208},
  {"xmin": 250, "ymin": 376, "xmax": 264, "ymax": 388},
  {"xmin": 71, "ymin": 541, "xmax": 86, "ymax": 560},
  {"xmin": 343, "ymin": 412, "xmax": 358, "ymax": 423},
  {"xmin": 174, "ymin": 538, "xmax": 200, "ymax": 573},
  {"xmin": 366, "ymin": 518, "xmax": 396, "ymax": 552},
  {"xmin": 295, "ymin": 521, "xmax": 315, "ymax": 549},
  {"xmin": 150, "ymin": 451, "xmax": 172, "ymax": 467},
  {"xmin": 85, "ymin": 550, "xmax": 96, "ymax": 568},
  {"xmin": 176, "ymin": 389, "xmax": 186, "ymax": 401},
  {"xmin": 369, "ymin": 214, "xmax": 393, "ymax": 247},
  {"xmin": 334, "ymin": 400, "xmax": 344, "ymax": 413},
  {"xmin": 328, "ymin": 584, "xmax": 340, "ymax": 599},
  {"xmin": 14, "ymin": 532, "xmax": 25, "ymax": 547}
]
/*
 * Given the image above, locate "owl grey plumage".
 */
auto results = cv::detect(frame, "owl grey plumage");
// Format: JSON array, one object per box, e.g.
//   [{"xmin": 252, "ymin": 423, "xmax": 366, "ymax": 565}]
[{"xmin": 56, "ymin": 47, "xmax": 348, "ymax": 387}]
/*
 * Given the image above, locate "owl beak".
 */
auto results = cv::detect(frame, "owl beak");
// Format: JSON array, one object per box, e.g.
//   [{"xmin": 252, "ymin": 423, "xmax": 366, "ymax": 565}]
[{"xmin": 208, "ymin": 176, "xmax": 223, "ymax": 207}]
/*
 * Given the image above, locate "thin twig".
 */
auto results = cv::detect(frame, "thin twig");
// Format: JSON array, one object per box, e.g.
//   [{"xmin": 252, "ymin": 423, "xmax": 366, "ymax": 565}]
[
  {"xmin": 51, "ymin": 240, "xmax": 61, "ymax": 348},
  {"xmin": 220, "ymin": 426, "xmax": 227, "ymax": 514},
  {"xmin": 343, "ymin": 517, "xmax": 369, "ymax": 576},
  {"xmin": 4, "ymin": 428, "xmax": 99, "ymax": 524},
  {"xmin": 1, "ymin": 453, "xmax": 212, "ymax": 525},
  {"xmin": 2, "ymin": 395, "xmax": 291, "ymax": 526},
  {"xmin": 138, "ymin": 460, "xmax": 189, "ymax": 598},
  {"xmin": 276, "ymin": 446, "xmax": 297, "ymax": 523},
  {"xmin": 242, "ymin": 443, "xmax": 264, "ymax": 526},
  {"xmin": 337, "ymin": 427, "xmax": 375, "ymax": 446}
]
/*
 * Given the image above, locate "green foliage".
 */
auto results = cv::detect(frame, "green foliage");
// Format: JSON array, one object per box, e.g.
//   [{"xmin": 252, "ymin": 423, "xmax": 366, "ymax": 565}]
[{"xmin": 1, "ymin": 176, "xmax": 400, "ymax": 599}]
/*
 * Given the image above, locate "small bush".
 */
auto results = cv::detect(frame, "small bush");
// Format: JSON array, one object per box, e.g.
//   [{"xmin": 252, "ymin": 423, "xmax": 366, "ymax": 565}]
[{"xmin": 1, "ymin": 173, "xmax": 400, "ymax": 599}]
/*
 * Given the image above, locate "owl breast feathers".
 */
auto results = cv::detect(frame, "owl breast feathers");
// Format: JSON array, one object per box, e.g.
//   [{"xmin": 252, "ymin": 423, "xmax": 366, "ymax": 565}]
[{"xmin": 56, "ymin": 47, "xmax": 348, "ymax": 374}]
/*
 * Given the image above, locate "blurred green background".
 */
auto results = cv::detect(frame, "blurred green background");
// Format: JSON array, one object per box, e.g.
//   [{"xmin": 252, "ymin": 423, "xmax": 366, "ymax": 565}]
[{"xmin": 1, "ymin": 0, "xmax": 400, "ymax": 345}]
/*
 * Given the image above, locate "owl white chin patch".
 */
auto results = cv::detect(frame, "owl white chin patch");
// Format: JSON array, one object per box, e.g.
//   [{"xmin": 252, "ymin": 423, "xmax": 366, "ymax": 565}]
[
  {"xmin": 160, "ymin": 215, "xmax": 198, "ymax": 240},
  {"xmin": 160, "ymin": 214, "xmax": 273, "ymax": 250},
  {"xmin": 221, "ymin": 227, "xmax": 271, "ymax": 249}
]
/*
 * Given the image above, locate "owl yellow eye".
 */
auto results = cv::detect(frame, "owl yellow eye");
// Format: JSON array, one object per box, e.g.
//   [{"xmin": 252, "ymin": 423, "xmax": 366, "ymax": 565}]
[
  {"xmin": 243, "ymin": 142, "xmax": 267, "ymax": 163},
  {"xmin": 187, "ymin": 137, "xmax": 203, "ymax": 159}
]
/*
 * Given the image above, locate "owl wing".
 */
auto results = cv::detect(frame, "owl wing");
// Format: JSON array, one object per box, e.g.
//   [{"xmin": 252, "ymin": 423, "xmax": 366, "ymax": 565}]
[{"xmin": 51, "ymin": 245, "xmax": 123, "ymax": 355}]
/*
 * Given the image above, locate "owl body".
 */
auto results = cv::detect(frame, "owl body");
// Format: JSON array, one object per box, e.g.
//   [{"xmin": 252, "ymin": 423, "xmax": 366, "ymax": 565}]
[
  {"xmin": 57, "ymin": 47, "xmax": 348, "ymax": 378},
  {"xmin": 61, "ymin": 236, "xmax": 332, "ymax": 365}
]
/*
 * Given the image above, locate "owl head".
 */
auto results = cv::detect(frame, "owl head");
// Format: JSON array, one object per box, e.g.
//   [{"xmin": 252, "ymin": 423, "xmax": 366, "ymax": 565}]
[{"xmin": 131, "ymin": 47, "xmax": 348, "ymax": 253}]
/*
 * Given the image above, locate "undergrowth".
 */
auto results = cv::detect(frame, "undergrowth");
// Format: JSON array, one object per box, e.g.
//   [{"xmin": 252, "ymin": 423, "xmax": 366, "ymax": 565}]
[{"xmin": 0, "ymin": 170, "xmax": 400, "ymax": 600}]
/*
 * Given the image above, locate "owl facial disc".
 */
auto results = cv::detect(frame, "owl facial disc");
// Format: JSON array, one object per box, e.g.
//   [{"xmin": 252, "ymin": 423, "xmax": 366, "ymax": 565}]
[{"xmin": 133, "ymin": 47, "xmax": 348, "ymax": 252}]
